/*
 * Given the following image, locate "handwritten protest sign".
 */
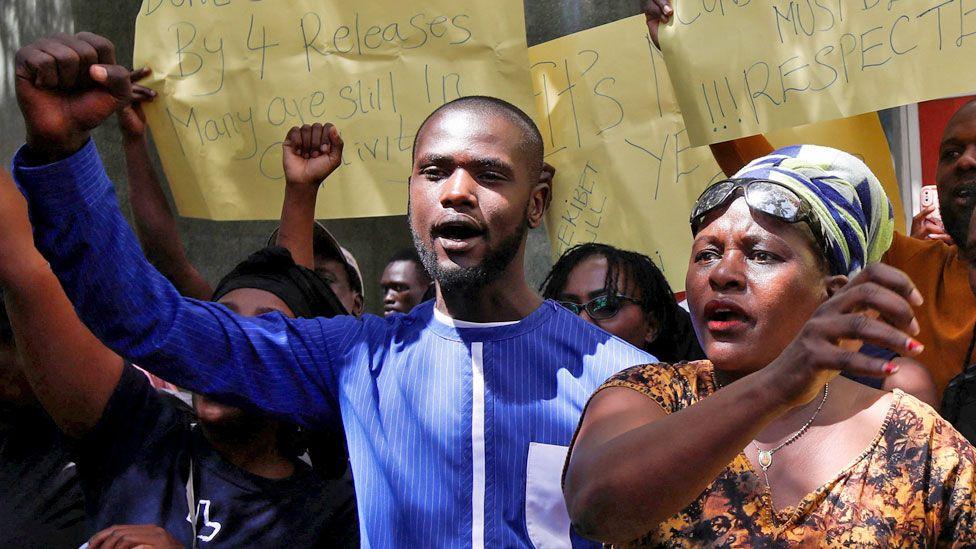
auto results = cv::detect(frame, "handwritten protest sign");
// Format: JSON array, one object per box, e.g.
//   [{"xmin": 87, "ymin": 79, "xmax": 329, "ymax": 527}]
[
  {"xmin": 531, "ymin": 15, "xmax": 904, "ymax": 290},
  {"xmin": 134, "ymin": 0, "xmax": 532, "ymax": 220},
  {"xmin": 661, "ymin": 0, "xmax": 976, "ymax": 146},
  {"xmin": 531, "ymin": 15, "xmax": 725, "ymax": 288}
]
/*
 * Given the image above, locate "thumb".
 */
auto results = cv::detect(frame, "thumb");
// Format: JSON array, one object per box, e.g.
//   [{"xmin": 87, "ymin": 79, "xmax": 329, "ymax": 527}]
[{"xmin": 90, "ymin": 64, "xmax": 134, "ymax": 100}]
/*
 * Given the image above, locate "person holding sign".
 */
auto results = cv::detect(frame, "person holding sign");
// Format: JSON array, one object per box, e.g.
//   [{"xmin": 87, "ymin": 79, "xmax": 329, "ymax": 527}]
[
  {"xmin": 8, "ymin": 32, "xmax": 653, "ymax": 547},
  {"xmin": 118, "ymin": 87, "xmax": 366, "ymax": 317},
  {"xmin": 642, "ymin": 0, "xmax": 976, "ymax": 405},
  {"xmin": 564, "ymin": 145, "xmax": 976, "ymax": 546}
]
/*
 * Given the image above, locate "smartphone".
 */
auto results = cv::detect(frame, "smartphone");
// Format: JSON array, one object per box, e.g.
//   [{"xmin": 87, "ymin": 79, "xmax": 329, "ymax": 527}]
[{"xmin": 921, "ymin": 185, "xmax": 941, "ymax": 222}]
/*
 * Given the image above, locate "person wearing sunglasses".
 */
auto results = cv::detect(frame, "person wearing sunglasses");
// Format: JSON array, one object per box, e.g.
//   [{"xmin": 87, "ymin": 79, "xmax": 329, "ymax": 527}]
[
  {"xmin": 540, "ymin": 243, "xmax": 705, "ymax": 363},
  {"xmin": 564, "ymin": 145, "xmax": 976, "ymax": 546}
]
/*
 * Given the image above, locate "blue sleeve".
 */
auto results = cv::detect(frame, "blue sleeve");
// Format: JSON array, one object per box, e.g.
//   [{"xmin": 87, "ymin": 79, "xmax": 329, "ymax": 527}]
[{"xmin": 11, "ymin": 141, "xmax": 352, "ymax": 430}]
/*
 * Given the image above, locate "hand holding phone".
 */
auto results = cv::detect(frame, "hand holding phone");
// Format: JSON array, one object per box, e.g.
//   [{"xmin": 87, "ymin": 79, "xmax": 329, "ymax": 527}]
[
  {"xmin": 912, "ymin": 185, "xmax": 953, "ymax": 243},
  {"xmin": 921, "ymin": 185, "xmax": 941, "ymax": 221}
]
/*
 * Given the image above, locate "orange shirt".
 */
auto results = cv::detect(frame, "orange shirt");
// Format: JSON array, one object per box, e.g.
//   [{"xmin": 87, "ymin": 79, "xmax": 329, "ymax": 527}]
[{"xmin": 883, "ymin": 232, "xmax": 976, "ymax": 396}]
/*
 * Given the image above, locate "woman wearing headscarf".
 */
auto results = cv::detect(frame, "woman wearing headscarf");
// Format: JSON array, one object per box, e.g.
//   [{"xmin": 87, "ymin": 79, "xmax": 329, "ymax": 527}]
[{"xmin": 563, "ymin": 146, "xmax": 976, "ymax": 546}]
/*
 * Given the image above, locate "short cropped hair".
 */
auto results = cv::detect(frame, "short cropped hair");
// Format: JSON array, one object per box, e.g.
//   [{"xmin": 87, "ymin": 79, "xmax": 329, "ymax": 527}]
[
  {"xmin": 386, "ymin": 248, "xmax": 431, "ymax": 281},
  {"xmin": 412, "ymin": 95, "xmax": 544, "ymax": 175}
]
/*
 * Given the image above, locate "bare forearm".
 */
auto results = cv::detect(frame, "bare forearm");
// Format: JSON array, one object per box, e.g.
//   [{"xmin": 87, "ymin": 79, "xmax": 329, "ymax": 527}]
[
  {"xmin": 123, "ymin": 135, "xmax": 212, "ymax": 300},
  {"xmin": 276, "ymin": 184, "xmax": 318, "ymax": 269},
  {"xmin": 566, "ymin": 370, "xmax": 790, "ymax": 544},
  {"xmin": 4, "ymin": 255, "xmax": 123, "ymax": 438}
]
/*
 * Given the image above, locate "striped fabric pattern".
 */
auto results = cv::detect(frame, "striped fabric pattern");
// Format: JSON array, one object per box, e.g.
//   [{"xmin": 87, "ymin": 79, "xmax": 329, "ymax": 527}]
[
  {"xmin": 732, "ymin": 144, "xmax": 895, "ymax": 276},
  {"xmin": 12, "ymin": 140, "xmax": 654, "ymax": 548}
]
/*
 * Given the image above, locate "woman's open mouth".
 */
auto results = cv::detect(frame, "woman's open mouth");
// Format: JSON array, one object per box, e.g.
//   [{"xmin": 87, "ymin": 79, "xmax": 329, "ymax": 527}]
[{"xmin": 703, "ymin": 299, "xmax": 753, "ymax": 334}]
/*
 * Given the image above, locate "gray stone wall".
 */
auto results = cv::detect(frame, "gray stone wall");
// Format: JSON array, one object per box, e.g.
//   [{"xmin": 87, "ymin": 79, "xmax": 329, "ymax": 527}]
[{"xmin": 0, "ymin": 1, "xmax": 638, "ymax": 314}]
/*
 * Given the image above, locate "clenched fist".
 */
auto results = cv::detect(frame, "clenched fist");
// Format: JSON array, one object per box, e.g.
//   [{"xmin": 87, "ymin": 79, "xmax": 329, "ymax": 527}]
[
  {"xmin": 282, "ymin": 123, "xmax": 344, "ymax": 190},
  {"xmin": 15, "ymin": 32, "xmax": 145, "ymax": 163}
]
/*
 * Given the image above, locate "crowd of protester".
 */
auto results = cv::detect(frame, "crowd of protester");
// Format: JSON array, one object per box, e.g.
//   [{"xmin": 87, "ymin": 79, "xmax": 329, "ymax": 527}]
[{"xmin": 1, "ymin": 1, "xmax": 976, "ymax": 547}]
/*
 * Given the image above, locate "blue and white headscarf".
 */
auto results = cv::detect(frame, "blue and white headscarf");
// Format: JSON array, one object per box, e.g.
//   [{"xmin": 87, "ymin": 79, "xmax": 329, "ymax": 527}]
[{"xmin": 729, "ymin": 145, "xmax": 895, "ymax": 277}]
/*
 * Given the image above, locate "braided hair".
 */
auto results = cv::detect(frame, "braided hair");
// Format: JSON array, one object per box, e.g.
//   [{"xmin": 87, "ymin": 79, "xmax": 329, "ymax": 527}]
[{"xmin": 540, "ymin": 243, "xmax": 704, "ymax": 363}]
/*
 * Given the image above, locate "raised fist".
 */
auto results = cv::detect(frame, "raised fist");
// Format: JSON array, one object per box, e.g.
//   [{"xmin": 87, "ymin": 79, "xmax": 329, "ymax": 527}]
[
  {"xmin": 282, "ymin": 123, "xmax": 344, "ymax": 190},
  {"xmin": 15, "ymin": 32, "xmax": 143, "ymax": 162}
]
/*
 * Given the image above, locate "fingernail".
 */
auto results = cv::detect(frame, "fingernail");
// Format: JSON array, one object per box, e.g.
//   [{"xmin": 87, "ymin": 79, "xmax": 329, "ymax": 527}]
[
  {"xmin": 910, "ymin": 289, "xmax": 923, "ymax": 306},
  {"xmin": 910, "ymin": 318, "xmax": 920, "ymax": 336},
  {"xmin": 884, "ymin": 361, "xmax": 900, "ymax": 375},
  {"xmin": 906, "ymin": 338, "xmax": 924, "ymax": 355},
  {"xmin": 664, "ymin": 6, "xmax": 673, "ymax": 14},
  {"xmin": 90, "ymin": 65, "xmax": 107, "ymax": 81}
]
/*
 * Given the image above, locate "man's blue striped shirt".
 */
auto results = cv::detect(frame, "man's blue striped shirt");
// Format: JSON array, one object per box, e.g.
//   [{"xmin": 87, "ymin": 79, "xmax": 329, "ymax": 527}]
[{"xmin": 13, "ymin": 141, "xmax": 655, "ymax": 548}]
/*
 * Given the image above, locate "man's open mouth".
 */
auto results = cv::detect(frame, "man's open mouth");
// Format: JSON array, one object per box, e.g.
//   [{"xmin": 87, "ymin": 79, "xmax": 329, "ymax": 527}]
[{"xmin": 432, "ymin": 218, "xmax": 486, "ymax": 252}]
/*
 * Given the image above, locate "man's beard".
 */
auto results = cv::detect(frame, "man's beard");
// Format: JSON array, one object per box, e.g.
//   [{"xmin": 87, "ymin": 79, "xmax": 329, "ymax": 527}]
[
  {"xmin": 941, "ymin": 190, "xmax": 976, "ymax": 248},
  {"xmin": 412, "ymin": 217, "xmax": 528, "ymax": 293}
]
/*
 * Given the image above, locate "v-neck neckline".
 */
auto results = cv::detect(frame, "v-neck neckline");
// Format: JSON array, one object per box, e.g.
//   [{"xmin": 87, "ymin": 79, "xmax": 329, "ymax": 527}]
[{"xmin": 706, "ymin": 368, "xmax": 902, "ymax": 528}]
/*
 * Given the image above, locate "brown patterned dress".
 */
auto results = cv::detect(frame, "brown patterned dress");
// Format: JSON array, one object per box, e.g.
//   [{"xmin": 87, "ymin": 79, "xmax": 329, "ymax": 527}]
[{"xmin": 573, "ymin": 361, "xmax": 976, "ymax": 548}]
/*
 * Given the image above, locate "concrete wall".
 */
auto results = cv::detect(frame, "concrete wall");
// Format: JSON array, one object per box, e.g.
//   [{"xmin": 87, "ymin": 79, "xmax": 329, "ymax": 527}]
[{"xmin": 0, "ymin": 0, "xmax": 636, "ymax": 314}]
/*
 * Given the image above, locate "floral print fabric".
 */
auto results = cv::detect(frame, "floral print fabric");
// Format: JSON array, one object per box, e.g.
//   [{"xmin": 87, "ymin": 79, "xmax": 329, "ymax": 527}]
[{"xmin": 589, "ymin": 361, "xmax": 976, "ymax": 548}]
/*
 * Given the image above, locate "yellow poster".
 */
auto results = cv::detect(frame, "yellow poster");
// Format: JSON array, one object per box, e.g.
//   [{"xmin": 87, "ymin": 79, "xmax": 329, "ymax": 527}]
[
  {"xmin": 661, "ymin": 0, "xmax": 976, "ymax": 146},
  {"xmin": 531, "ymin": 15, "xmax": 725, "ymax": 289},
  {"xmin": 134, "ymin": 0, "xmax": 532, "ymax": 220},
  {"xmin": 532, "ymin": 15, "xmax": 904, "ymax": 291}
]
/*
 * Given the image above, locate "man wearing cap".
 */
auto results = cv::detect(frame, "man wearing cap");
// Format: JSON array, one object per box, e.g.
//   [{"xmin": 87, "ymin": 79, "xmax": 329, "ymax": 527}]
[
  {"xmin": 8, "ymin": 33, "xmax": 652, "ymax": 547},
  {"xmin": 268, "ymin": 223, "xmax": 365, "ymax": 317}
]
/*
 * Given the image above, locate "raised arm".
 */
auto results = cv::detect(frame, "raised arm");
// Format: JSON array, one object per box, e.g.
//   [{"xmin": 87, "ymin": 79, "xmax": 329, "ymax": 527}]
[
  {"xmin": 277, "ymin": 123, "xmax": 344, "ymax": 269},
  {"xmin": 709, "ymin": 135, "xmax": 774, "ymax": 177},
  {"xmin": 10, "ymin": 32, "xmax": 350, "ymax": 430},
  {"xmin": 117, "ymin": 77, "xmax": 212, "ymax": 300},
  {"xmin": 638, "ymin": 0, "xmax": 773, "ymax": 176},
  {"xmin": 0, "ymin": 168, "xmax": 123, "ymax": 438}
]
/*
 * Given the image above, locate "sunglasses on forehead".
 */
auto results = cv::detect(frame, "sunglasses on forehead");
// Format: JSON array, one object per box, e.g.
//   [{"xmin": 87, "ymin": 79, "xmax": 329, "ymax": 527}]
[{"xmin": 690, "ymin": 178, "xmax": 828, "ymax": 255}]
